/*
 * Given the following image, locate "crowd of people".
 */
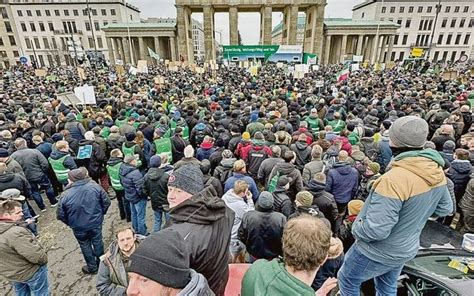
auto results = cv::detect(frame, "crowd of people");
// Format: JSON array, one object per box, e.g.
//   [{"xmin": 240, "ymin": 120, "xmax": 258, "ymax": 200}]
[{"xmin": 0, "ymin": 60, "xmax": 472, "ymax": 296}]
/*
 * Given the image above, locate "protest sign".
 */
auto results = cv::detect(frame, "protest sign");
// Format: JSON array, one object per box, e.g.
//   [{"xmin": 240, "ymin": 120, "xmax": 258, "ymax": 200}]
[
  {"xmin": 137, "ymin": 60, "xmax": 148, "ymax": 74},
  {"xmin": 77, "ymin": 67, "xmax": 86, "ymax": 80},
  {"xmin": 129, "ymin": 66, "xmax": 137, "ymax": 75},
  {"xmin": 315, "ymin": 80, "xmax": 324, "ymax": 87},
  {"xmin": 35, "ymin": 69, "xmax": 47, "ymax": 77},
  {"xmin": 351, "ymin": 63, "xmax": 360, "ymax": 72},
  {"xmin": 74, "ymin": 85, "xmax": 96, "ymax": 105},
  {"xmin": 276, "ymin": 62, "xmax": 284, "ymax": 68},
  {"xmin": 353, "ymin": 55, "xmax": 363, "ymax": 62},
  {"xmin": 115, "ymin": 59, "xmax": 123, "ymax": 65}
]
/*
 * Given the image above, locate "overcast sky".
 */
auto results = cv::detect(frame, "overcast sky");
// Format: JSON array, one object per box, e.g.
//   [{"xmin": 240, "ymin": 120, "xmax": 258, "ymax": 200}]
[{"xmin": 128, "ymin": 0, "xmax": 362, "ymax": 44}]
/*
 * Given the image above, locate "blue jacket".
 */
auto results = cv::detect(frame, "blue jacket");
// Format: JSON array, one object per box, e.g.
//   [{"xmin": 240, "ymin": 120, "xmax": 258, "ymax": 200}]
[
  {"xmin": 224, "ymin": 173, "xmax": 259, "ymax": 202},
  {"xmin": 36, "ymin": 142, "xmax": 52, "ymax": 159},
  {"xmin": 352, "ymin": 149, "xmax": 453, "ymax": 266},
  {"xmin": 119, "ymin": 163, "xmax": 146, "ymax": 204},
  {"xmin": 377, "ymin": 136, "xmax": 392, "ymax": 172},
  {"xmin": 326, "ymin": 163, "xmax": 359, "ymax": 204},
  {"xmin": 57, "ymin": 179, "xmax": 110, "ymax": 232}
]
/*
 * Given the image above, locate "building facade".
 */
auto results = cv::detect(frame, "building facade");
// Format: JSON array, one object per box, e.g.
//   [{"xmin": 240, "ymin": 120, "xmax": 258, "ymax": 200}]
[
  {"xmin": 192, "ymin": 19, "xmax": 205, "ymax": 61},
  {"xmin": 271, "ymin": 16, "xmax": 399, "ymax": 64},
  {"xmin": 5, "ymin": 0, "xmax": 140, "ymax": 67},
  {"xmin": 352, "ymin": 0, "xmax": 474, "ymax": 62},
  {"xmin": 0, "ymin": 3, "xmax": 21, "ymax": 68}
]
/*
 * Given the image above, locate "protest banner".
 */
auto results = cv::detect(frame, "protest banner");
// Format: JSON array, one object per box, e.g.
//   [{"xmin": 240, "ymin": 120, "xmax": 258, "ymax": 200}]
[
  {"xmin": 74, "ymin": 85, "xmax": 96, "ymax": 105},
  {"xmin": 137, "ymin": 60, "xmax": 148, "ymax": 74},
  {"xmin": 35, "ymin": 69, "xmax": 47, "ymax": 77},
  {"xmin": 351, "ymin": 63, "xmax": 360, "ymax": 72}
]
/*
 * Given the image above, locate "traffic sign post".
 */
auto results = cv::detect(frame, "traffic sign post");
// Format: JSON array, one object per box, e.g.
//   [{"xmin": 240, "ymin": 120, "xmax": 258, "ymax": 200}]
[{"xmin": 19, "ymin": 56, "xmax": 28, "ymax": 64}]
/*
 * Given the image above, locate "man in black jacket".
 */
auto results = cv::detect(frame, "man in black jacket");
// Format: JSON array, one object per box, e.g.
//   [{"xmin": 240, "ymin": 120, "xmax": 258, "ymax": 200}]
[
  {"xmin": 165, "ymin": 165, "xmax": 233, "ymax": 296},
  {"xmin": 143, "ymin": 155, "xmax": 170, "ymax": 232},
  {"xmin": 171, "ymin": 127, "xmax": 188, "ymax": 164},
  {"xmin": 238, "ymin": 191, "xmax": 286, "ymax": 261},
  {"xmin": 306, "ymin": 172, "xmax": 339, "ymax": 233}
]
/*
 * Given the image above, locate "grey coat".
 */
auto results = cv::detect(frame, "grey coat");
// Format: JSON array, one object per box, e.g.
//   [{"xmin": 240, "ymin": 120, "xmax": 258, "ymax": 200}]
[
  {"xmin": 302, "ymin": 160, "xmax": 325, "ymax": 185},
  {"xmin": 257, "ymin": 157, "xmax": 284, "ymax": 187},
  {"xmin": 11, "ymin": 147, "xmax": 49, "ymax": 182}
]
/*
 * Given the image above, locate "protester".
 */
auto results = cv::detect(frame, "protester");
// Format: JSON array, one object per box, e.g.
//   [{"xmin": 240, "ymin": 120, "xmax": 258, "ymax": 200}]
[
  {"xmin": 0, "ymin": 200, "xmax": 49, "ymax": 295},
  {"xmin": 224, "ymin": 159, "xmax": 259, "ymax": 202},
  {"xmin": 338, "ymin": 116, "xmax": 454, "ymax": 295}
]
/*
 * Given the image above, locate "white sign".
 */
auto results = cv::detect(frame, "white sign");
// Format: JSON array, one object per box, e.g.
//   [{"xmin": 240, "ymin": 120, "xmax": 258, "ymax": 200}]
[
  {"xmin": 351, "ymin": 63, "xmax": 360, "ymax": 72},
  {"xmin": 312, "ymin": 65, "xmax": 320, "ymax": 71},
  {"xmin": 115, "ymin": 59, "xmax": 124, "ymax": 65},
  {"xmin": 137, "ymin": 60, "xmax": 148, "ymax": 74},
  {"xmin": 276, "ymin": 62, "xmax": 284, "ymax": 68},
  {"xmin": 295, "ymin": 64, "xmax": 309, "ymax": 74},
  {"xmin": 74, "ymin": 85, "xmax": 96, "ymax": 105},
  {"xmin": 129, "ymin": 66, "xmax": 137, "ymax": 75},
  {"xmin": 353, "ymin": 55, "xmax": 363, "ymax": 62},
  {"xmin": 315, "ymin": 80, "xmax": 324, "ymax": 87}
]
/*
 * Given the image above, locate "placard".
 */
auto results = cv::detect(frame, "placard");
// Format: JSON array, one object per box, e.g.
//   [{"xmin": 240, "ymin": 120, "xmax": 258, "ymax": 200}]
[
  {"xmin": 35, "ymin": 69, "xmax": 47, "ymax": 77},
  {"xmin": 129, "ymin": 66, "xmax": 137, "ymax": 75},
  {"xmin": 353, "ymin": 55, "xmax": 363, "ymax": 62},
  {"xmin": 74, "ymin": 85, "xmax": 96, "ymax": 105},
  {"xmin": 136, "ymin": 60, "xmax": 148, "ymax": 74},
  {"xmin": 77, "ymin": 67, "xmax": 86, "ymax": 80},
  {"xmin": 351, "ymin": 63, "xmax": 360, "ymax": 72},
  {"xmin": 115, "ymin": 65, "xmax": 125, "ymax": 75},
  {"xmin": 315, "ymin": 80, "xmax": 324, "ymax": 87},
  {"xmin": 115, "ymin": 59, "xmax": 123, "ymax": 65},
  {"xmin": 276, "ymin": 62, "xmax": 284, "ymax": 68}
]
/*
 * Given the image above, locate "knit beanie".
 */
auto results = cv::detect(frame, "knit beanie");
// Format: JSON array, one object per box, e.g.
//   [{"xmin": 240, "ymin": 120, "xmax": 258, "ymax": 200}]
[
  {"xmin": 443, "ymin": 140, "xmax": 455, "ymax": 152},
  {"xmin": 257, "ymin": 191, "xmax": 274, "ymax": 210},
  {"xmin": 367, "ymin": 162, "xmax": 380, "ymax": 175},
  {"xmin": 68, "ymin": 167, "xmax": 88, "ymax": 182},
  {"xmin": 242, "ymin": 132, "xmax": 251, "ymax": 141},
  {"xmin": 351, "ymin": 150, "xmax": 365, "ymax": 162},
  {"xmin": 296, "ymin": 191, "xmax": 313, "ymax": 207},
  {"xmin": 51, "ymin": 133, "xmax": 64, "ymax": 142},
  {"xmin": 149, "ymin": 155, "xmax": 161, "ymax": 168},
  {"xmin": 128, "ymin": 228, "xmax": 191, "ymax": 288},
  {"xmin": 0, "ymin": 148, "xmax": 9, "ymax": 157},
  {"xmin": 168, "ymin": 165, "xmax": 204, "ymax": 195},
  {"xmin": 125, "ymin": 132, "xmax": 136, "ymax": 142},
  {"xmin": 348, "ymin": 200, "xmax": 364, "ymax": 216},
  {"xmin": 389, "ymin": 116, "xmax": 428, "ymax": 148}
]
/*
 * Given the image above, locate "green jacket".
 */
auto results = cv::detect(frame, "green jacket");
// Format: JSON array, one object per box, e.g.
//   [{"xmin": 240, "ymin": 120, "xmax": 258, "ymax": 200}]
[{"xmin": 241, "ymin": 259, "xmax": 315, "ymax": 296}]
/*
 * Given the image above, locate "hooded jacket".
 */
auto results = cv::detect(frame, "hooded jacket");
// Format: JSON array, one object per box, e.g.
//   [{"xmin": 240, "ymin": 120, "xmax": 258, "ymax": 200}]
[
  {"xmin": 241, "ymin": 258, "xmax": 315, "ymax": 296},
  {"xmin": 213, "ymin": 158, "xmax": 236, "ymax": 185},
  {"xmin": 196, "ymin": 141, "xmax": 216, "ymax": 161},
  {"xmin": 49, "ymin": 149, "xmax": 77, "ymax": 170},
  {"xmin": 312, "ymin": 237, "xmax": 344, "ymax": 291},
  {"xmin": 460, "ymin": 174, "xmax": 474, "ymax": 232},
  {"xmin": 119, "ymin": 163, "xmax": 146, "ymax": 204},
  {"xmin": 177, "ymin": 269, "xmax": 215, "ymax": 296},
  {"xmin": 353, "ymin": 149, "xmax": 453, "ymax": 266},
  {"xmin": 290, "ymin": 141, "xmax": 312, "ymax": 171},
  {"xmin": 77, "ymin": 139, "xmax": 107, "ymax": 177},
  {"xmin": 268, "ymin": 162, "xmax": 304, "ymax": 201},
  {"xmin": 165, "ymin": 186, "xmax": 234, "ymax": 296},
  {"xmin": 257, "ymin": 157, "xmax": 284, "ymax": 187},
  {"xmin": 222, "ymin": 189, "xmax": 255, "ymax": 242},
  {"xmin": 224, "ymin": 173, "xmax": 259, "ymax": 203},
  {"xmin": 0, "ymin": 220, "xmax": 48, "ymax": 282},
  {"xmin": 272, "ymin": 187, "xmax": 293, "ymax": 218},
  {"xmin": 238, "ymin": 208, "xmax": 286, "ymax": 260},
  {"xmin": 302, "ymin": 159, "xmax": 324, "ymax": 184},
  {"xmin": 306, "ymin": 179, "xmax": 339, "ymax": 232},
  {"xmin": 326, "ymin": 162, "xmax": 359, "ymax": 204},
  {"xmin": 57, "ymin": 179, "xmax": 111, "ymax": 232},
  {"xmin": 0, "ymin": 172, "xmax": 32, "ymax": 199},
  {"xmin": 448, "ymin": 159, "xmax": 472, "ymax": 198},
  {"xmin": 143, "ymin": 167, "xmax": 169, "ymax": 211},
  {"xmin": 64, "ymin": 117, "xmax": 86, "ymax": 140}
]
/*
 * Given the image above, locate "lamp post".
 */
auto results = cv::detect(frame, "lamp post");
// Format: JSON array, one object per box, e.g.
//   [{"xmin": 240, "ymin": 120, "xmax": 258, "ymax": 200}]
[
  {"xmin": 426, "ymin": 0, "xmax": 442, "ymax": 61},
  {"xmin": 86, "ymin": 0, "xmax": 98, "ymax": 63}
]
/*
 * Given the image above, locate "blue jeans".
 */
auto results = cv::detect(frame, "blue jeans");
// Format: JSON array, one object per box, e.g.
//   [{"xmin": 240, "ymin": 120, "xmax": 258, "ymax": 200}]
[
  {"xmin": 153, "ymin": 209, "xmax": 170, "ymax": 232},
  {"xmin": 73, "ymin": 227, "xmax": 104, "ymax": 272},
  {"xmin": 130, "ymin": 200, "xmax": 147, "ymax": 235},
  {"xmin": 12, "ymin": 265, "xmax": 49, "ymax": 296},
  {"xmin": 338, "ymin": 244, "xmax": 404, "ymax": 296},
  {"xmin": 29, "ymin": 175, "xmax": 57, "ymax": 210}
]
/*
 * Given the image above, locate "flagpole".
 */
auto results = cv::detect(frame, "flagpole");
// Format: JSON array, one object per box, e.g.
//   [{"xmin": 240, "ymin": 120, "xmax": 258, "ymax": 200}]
[{"xmin": 126, "ymin": 7, "xmax": 134, "ymax": 65}]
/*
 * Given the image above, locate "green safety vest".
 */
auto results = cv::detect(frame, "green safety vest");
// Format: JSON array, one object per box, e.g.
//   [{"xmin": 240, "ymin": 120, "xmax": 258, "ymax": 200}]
[
  {"xmin": 154, "ymin": 138, "xmax": 173, "ymax": 163},
  {"xmin": 100, "ymin": 126, "xmax": 110, "ymax": 140},
  {"xmin": 115, "ymin": 118, "xmax": 128, "ymax": 128},
  {"xmin": 107, "ymin": 162, "xmax": 123, "ymax": 191},
  {"xmin": 170, "ymin": 120, "xmax": 190, "ymax": 140},
  {"xmin": 122, "ymin": 143, "xmax": 142, "ymax": 167},
  {"xmin": 305, "ymin": 117, "xmax": 320, "ymax": 134},
  {"xmin": 48, "ymin": 155, "xmax": 69, "ymax": 183}
]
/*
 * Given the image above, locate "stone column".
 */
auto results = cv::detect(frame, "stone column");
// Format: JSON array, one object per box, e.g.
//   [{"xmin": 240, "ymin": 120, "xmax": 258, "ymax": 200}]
[
  {"xmin": 303, "ymin": 4, "xmax": 324, "ymax": 58},
  {"xmin": 260, "ymin": 6, "xmax": 272, "ymax": 45},
  {"xmin": 323, "ymin": 35, "xmax": 331, "ymax": 65},
  {"xmin": 229, "ymin": 6, "xmax": 238, "ymax": 45},
  {"xmin": 176, "ymin": 5, "xmax": 193, "ymax": 63},
  {"xmin": 203, "ymin": 5, "xmax": 215, "ymax": 61},
  {"xmin": 115, "ymin": 38, "xmax": 123, "ymax": 61},
  {"xmin": 340, "ymin": 34, "xmax": 347, "ymax": 63},
  {"xmin": 370, "ymin": 35, "xmax": 379, "ymax": 64},
  {"xmin": 378, "ymin": 35, "xmax": 387, "ymax": 63},
  {"xmin": 154, "ymin": 37, "xmax": 161, "ymax": 61},
  {"xmin": 283, "ymin": 5, "xmax": 298, "ymax": 44},
  {"xmin": 386, "ymin": 35, "xmax": 394, "ymax": 62},
  {"xmin": 356, "ymin": 34, "xmax": 364, "ymax": 55},
  {"xmin": 138, "ymin": 37, "xmax": 146, "ymax": 61},
  {"xmin": 122, "ymin": 37, "xmax": 130, "ymax": 64},
  {"xmin": 170, "ymin": 37, "xmax": 176, "ymax": 61},
  {"xmin": 106, "ymin": 37, "xmax": 114, "ymax": 64}
]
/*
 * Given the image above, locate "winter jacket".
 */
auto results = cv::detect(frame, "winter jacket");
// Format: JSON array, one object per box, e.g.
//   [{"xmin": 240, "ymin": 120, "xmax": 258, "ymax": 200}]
[
  {"xmin": 0, "ymin": 220, "xmax": 48, "ymax": 282},
  {"xmin": 106, "ymin": 133, "xmax": 125, "ymax": 155},
  {"xmin": 302, "ymin": 159, "xmax": 324, "ymax": 184},
  {"xmin": 36, "ymin": 141, "xmax": 53, "ymax": 158},
  {"xmin": 224, "ymin": 173, "xmax": 259, "ymax": 203},
  {"xmin": 335, "ymin": 136, "xmax": 352, "ymax": 156},
  {"xmin": 359, "ymin": 137, "xmax": 379, "ymax": 160},
  {"xmin": 326, "ymin": 162, "xmax": 359, "ymax": 204},
  {"xmin": 378, "ymin": 135, "xmax": 392, "ymax": 173},
  {"xmin": 122, "ymin": 141, "xmax": 145, "ymax": 168},
  {"xmin": 222, "ymin": 189, "xmax": 255, "ymax": 242},
  {"xmin": 190, "ymin": 123, "xmax": 213, "ymax": 147},
  {"xmin": 143, "ymin": 167, "xmax": 169, "ymax": 211},
  {"xmin": 242, "ymin": 258, "xmax": 315, "ymax": 296},
  {"xmin": 96, "ymin": 236, "xmax": 145, "ymax": 296},
  {"xmin": 337, "ymin": 215, "xmax": 357, "ymax": 252},
  {"xmin": 171, "ymin": 134, "xmax": 189, "ymax": 163},
  {"xmin": 11, "ymin": 147, "xmax": 50, "ymax": 182},
  {"xmin": 196, "ymin": 142, "xmax": 216, "ymax": 161},
  {"xmin": 238, "ymin": 208, "xmax": 286, "ymax": 260},
  {"xmin": 119, "ymin": 163, "xmax": 146, "ymax": 204},
  {"xmin": 203, "ymin": 175, "xmax": 224, "ymax": 198},
  {"xmin": 3, "ymin": 157, "xmax": 24, "ymax": 175},
  {"xmin": 290, "ymin": 141, "xmax": 311, "ymax": 171},
  {"xmin": 306, "ymin": 179, "xmax": 339, "ymax": 232},
  {"xmin": 312, "ymin": 237, "xmax": 344, "ymax": 291},
  {"xmin": 77, "ymin": 140, "xmax": 107, "ymax": 177},
  {"xmin": 268, "ymin": 162, "xmax": 304, "ymax": 201},
  {"xmin": 257, "ymin": 157, "xmax": 284, "ymax": 188},
  {"xmin": 165, "ymin": 186, "xmax": 234, "ymax": 296},
  {"xmin": 213, "ymin": 158, "xmax": 236, "ymax": 185},
  {"xmin": 460, "ymin": 174, "xmax": 474, "ymax": 232},
  {"xmin": 0, "ymin": 172, "xmax": 32, "ymax": 199},
  {"xmin": 272, "ymin": 187, "xmax": 293, "ymax": 218},
  {"xmin": 245, "ymin": 144, "xmax": 272, "ymax": 177},
  {"xmin": 440, "ymin": 150, "xmax": 454, "ymax": 164},
  {"xmin": 448, "ymin": 159, "xmax": 472, "ymax": 199},
  {"xmin": 49, "ymin": 149, "xmax": 77, "ymax": 171},
  {"xmin": 353, "ymin": 149, "xmax": 453, "ymax": 266},
  {"xmin": 177, "ymin": 269, "xmax": 215, "ymax": 296},
  {"xmin": 64, "ymin": 119, "xmax": 86, "ymax": 140},
  {"xmin": 431, "ymin": 134, "xmax": 455, "ymax": 151},
  {"xmin": 291, "ymin": 128, "xmax": 314, "ymax": 144},
  {"xmin": 57, "ymin": 179, "xmax": 110, "ymax": 232}
]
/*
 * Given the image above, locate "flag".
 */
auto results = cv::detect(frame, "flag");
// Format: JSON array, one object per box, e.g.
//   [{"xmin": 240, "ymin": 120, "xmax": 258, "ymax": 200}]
[
  {"xmin": 336, "ymin": 67, "xmax": 349, "ymax": 82},
  {"xmin": 148, "ymin": 47, "xmax": 160, "ymax": 61}
]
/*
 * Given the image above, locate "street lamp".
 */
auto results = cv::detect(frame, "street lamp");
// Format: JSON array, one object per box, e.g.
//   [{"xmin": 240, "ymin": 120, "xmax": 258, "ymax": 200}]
[
  {"xmin": 427, "ymin": 0, "xmax": 442, "ymax": 61},
  {"xmin": 86, "ymin": 0, "xmax": 98, "ymax": 63}
]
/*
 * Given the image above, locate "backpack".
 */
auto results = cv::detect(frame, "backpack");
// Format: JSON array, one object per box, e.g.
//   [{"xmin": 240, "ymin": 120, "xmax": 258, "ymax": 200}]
[
  {"xmin": 216, "ymin": 166, "xmax": 233, "ymax": 184},
  {"xmin": 360, "ymin": 141, "xmax": 379, "ymax": 161},
  {"xmin": 267, "ymin": 171, "xmax": 280, "ymax": 193},
  {"xmin": 322, "ymin": 153, "xmax": 337, "ymax": 172},
  {"xmin": 247, "ymin": 147, "xmax": 269, "ymax": 176}
]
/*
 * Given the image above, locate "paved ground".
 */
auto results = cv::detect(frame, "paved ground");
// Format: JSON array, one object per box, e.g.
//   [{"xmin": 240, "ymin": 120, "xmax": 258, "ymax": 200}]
[{"xmin": 1, "ymin": 192, "xmax": 155, "ymax": 296}]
